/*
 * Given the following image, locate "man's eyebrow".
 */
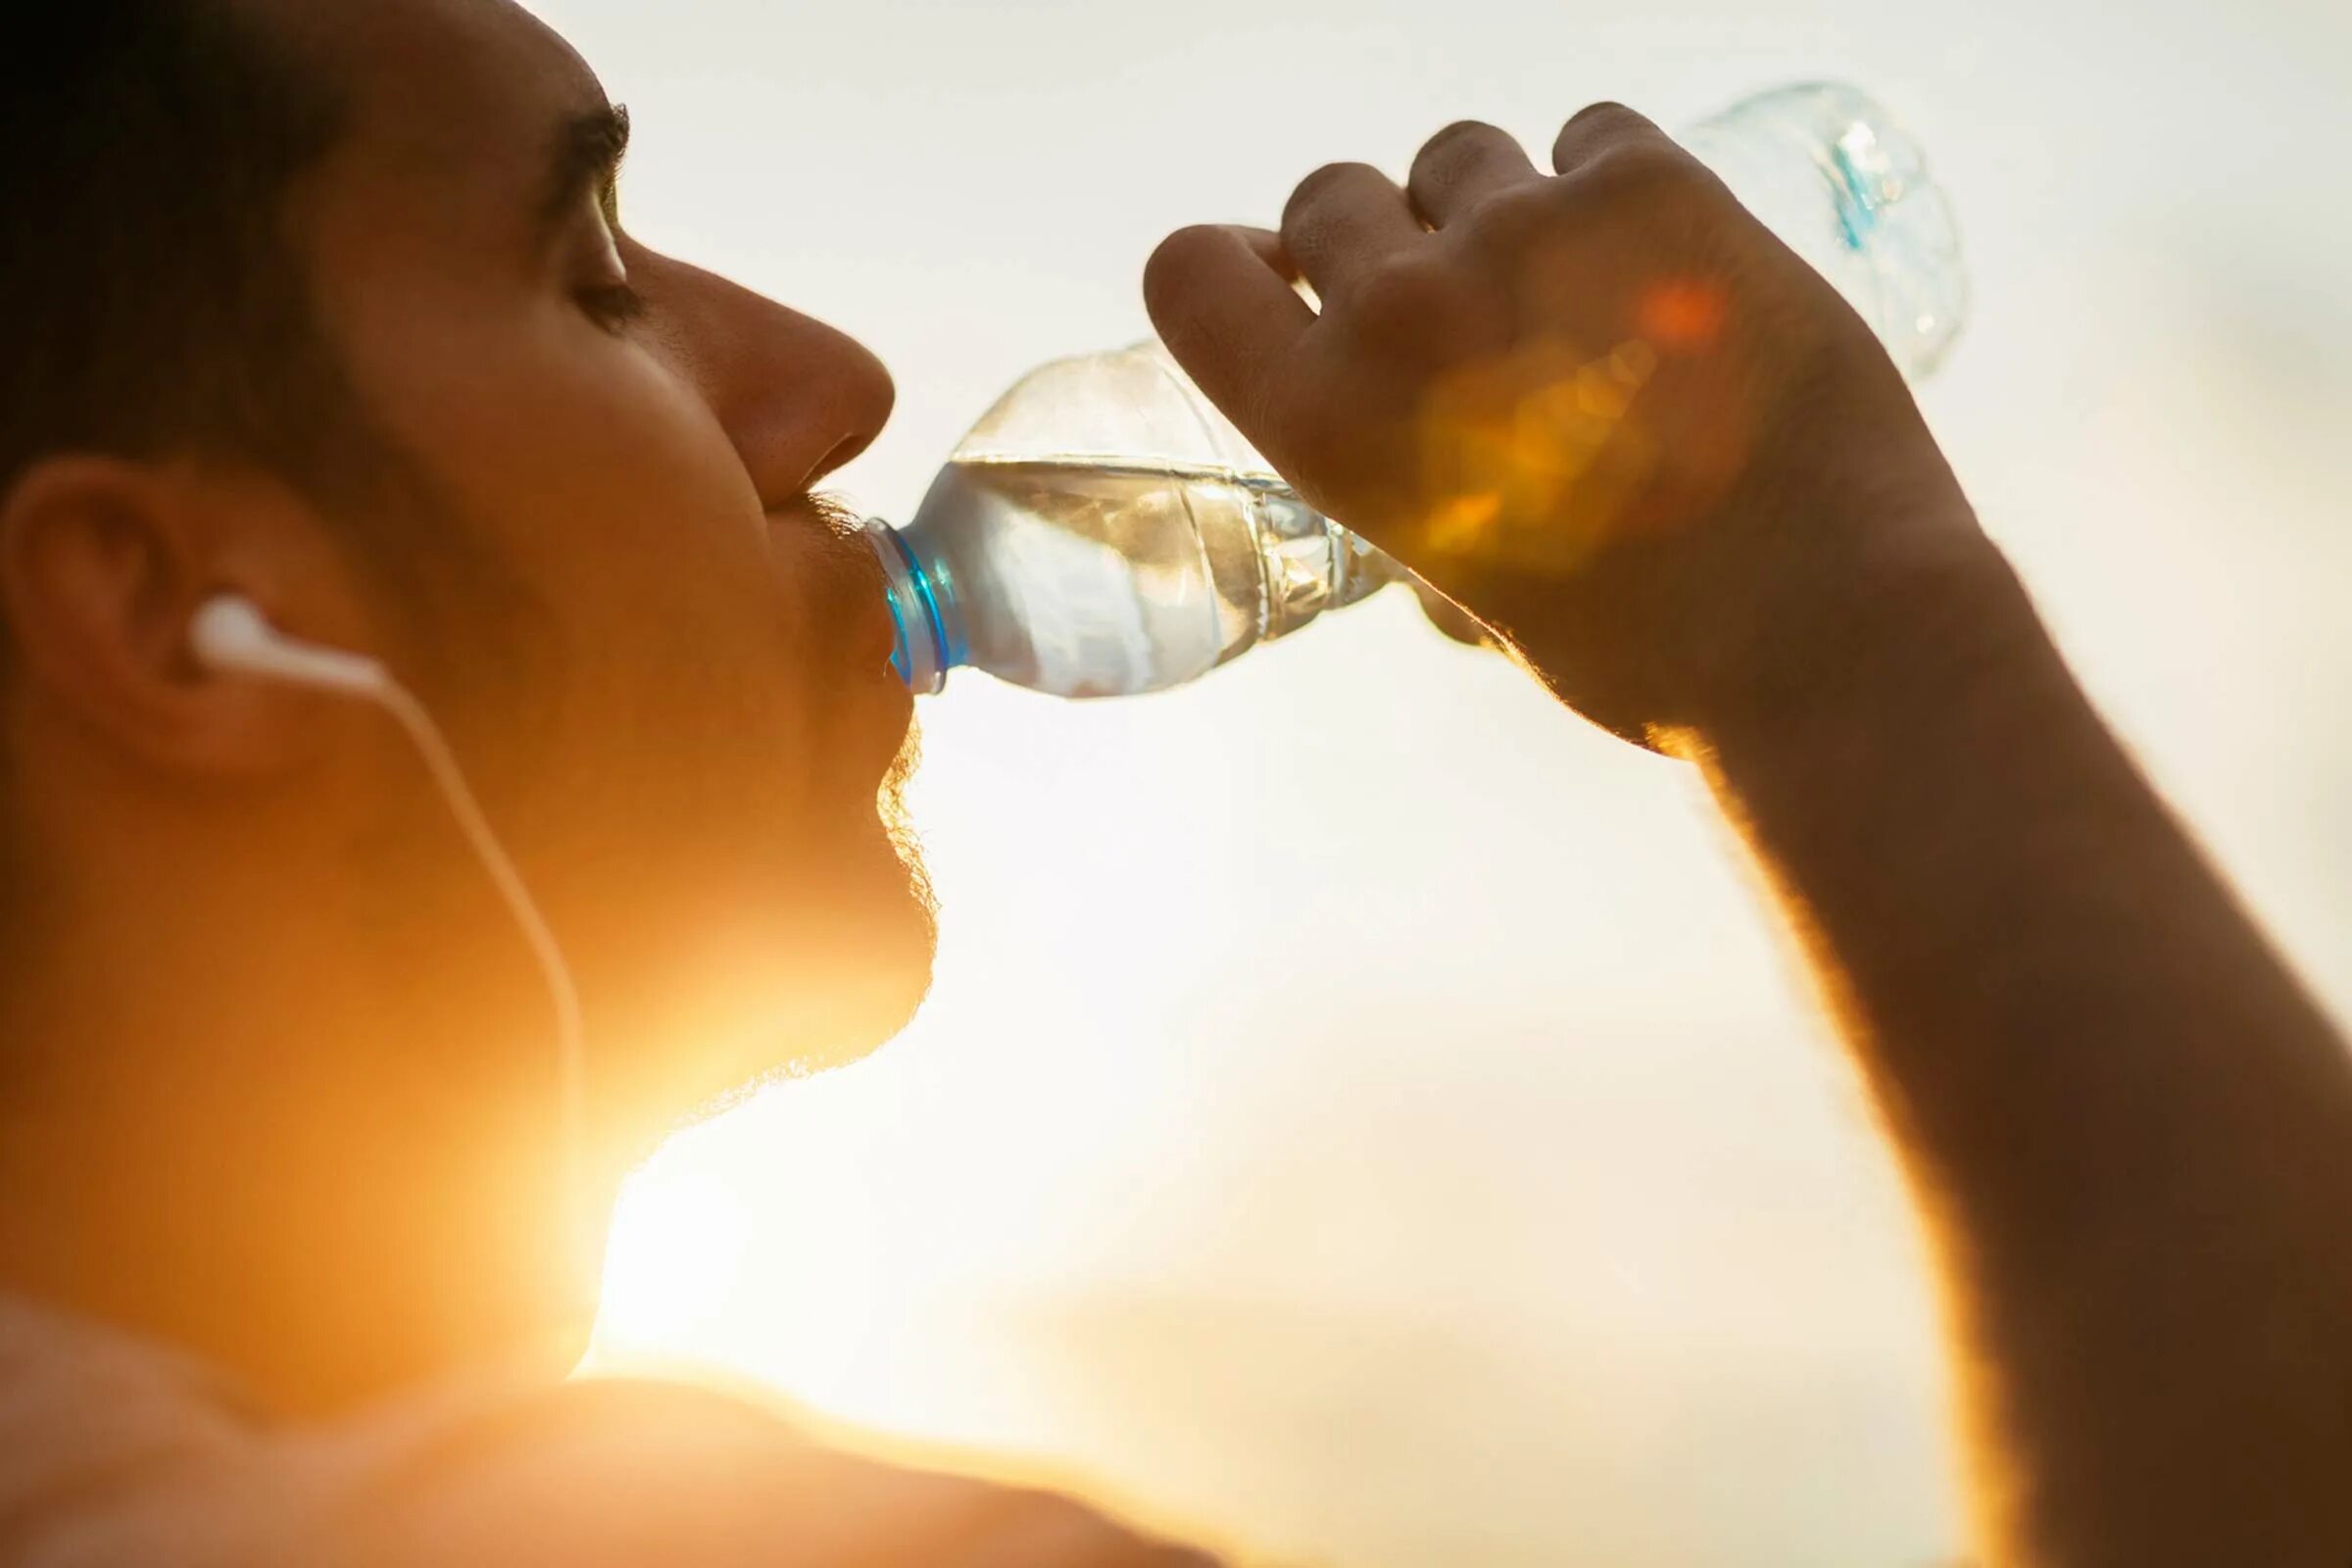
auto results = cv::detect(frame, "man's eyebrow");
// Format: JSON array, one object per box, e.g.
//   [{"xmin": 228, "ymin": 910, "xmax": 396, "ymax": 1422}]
[{"xmin": 536, "ymin": 103, "xmax": 632, "ymax": 238}]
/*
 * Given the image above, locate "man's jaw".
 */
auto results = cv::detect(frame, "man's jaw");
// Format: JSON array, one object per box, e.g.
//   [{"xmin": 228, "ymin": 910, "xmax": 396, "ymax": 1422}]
[{"xmin": 879, "ymin": 715, "xmax": 933, "ymax": 928}]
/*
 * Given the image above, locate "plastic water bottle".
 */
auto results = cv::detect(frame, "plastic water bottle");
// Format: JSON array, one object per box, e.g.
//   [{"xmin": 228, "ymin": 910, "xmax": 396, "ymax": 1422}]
[{"xmin": 867, "ymin": 81, "xmax": 1965, "ymax": 699}]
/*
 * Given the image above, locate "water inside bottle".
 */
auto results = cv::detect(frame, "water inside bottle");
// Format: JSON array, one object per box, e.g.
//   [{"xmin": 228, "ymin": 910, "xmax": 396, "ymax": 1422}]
[
  {"xmin": 872, "ymin": 83, "xmax": 1964, "ymax": 700},
  {"xmin": 906, "ymin": 454, "xmax": 1392, "ymax": 698}
]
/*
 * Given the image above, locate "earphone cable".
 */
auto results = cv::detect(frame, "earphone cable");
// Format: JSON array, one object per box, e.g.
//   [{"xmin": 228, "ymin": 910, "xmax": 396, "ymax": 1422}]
[{"xmin": 368, "ymin": 678, "xmax": 592, "ymax": 1258}]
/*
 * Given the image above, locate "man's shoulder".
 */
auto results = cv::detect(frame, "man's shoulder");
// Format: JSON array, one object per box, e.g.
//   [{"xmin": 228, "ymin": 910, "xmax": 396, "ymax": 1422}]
[
  {"xmin": 356, "ymin": 1373, "xmax": 927, "ymax": 1530},
  {"xmin": 331, "ymin": 1374, "xmax": 1223, "ymax": 1568},
  {"xmin": 0, "ymin": 1291, "xmax": 259, "ymax": 1557},
  {"xmin": 0, "ymin": 1299, "xmax": 1218, "ymax": 1568}
]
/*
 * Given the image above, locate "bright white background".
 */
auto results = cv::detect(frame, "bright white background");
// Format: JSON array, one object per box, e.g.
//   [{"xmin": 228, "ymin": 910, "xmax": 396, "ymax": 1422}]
[{"xmin": 551, "ymin": 0, "xmax": 2352, "ymax": 1562}]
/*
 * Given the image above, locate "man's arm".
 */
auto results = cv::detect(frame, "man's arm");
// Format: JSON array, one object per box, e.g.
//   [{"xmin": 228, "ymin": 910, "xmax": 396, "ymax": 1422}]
[
  {"xmin": 1696, "ymin": 540, "xmax": 2352, "ymax": 1564},
  {"xmin": 1145, "ymin": 104, "xmax": 2352, "ymax": 1563}
]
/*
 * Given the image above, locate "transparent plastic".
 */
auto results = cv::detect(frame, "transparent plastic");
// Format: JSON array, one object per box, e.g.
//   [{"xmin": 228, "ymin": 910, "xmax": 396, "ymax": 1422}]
[
  {"xmin": 1680, "ymin": 81, "xmax": 1964, "ymax": 380},
  {"xmin": 869, "ymin": 80, "xmax": 1964, "ymax": 699},
  {"xmin": 869, "ymin": 344, "xmax": 1399, "ymax": 698}
]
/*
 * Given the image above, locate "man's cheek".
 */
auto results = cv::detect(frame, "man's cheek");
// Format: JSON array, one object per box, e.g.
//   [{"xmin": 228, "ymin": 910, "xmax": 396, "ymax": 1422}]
[{"xmin": 441, "ymin": 318, "xmax": 751, "ymax": 534}]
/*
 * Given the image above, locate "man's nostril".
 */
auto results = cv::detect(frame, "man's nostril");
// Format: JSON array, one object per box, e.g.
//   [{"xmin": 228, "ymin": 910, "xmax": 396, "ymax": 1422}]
[{"xmin": 812, "ymin": 431, "xmax": 872, "ymax": 484}]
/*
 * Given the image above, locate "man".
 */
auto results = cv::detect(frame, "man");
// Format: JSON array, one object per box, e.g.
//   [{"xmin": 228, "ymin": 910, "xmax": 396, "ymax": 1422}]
[{"xmin": 0, "ymin": 0, "xmax": 2345, "ymax": 1563}]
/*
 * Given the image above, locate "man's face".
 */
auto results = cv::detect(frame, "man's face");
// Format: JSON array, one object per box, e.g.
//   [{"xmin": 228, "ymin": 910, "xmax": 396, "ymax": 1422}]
[{"xmin": 270, "ymin": 0, "xmax": 932, "ymax": 1138}]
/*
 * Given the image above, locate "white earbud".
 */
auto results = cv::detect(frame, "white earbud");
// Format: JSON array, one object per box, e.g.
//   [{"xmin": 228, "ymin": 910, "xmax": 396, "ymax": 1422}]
[
  {"xmin": 189, "ymin": 594, "xmax": 391, "ymax": 696},
  {"xmin": 185, "ymin": 592, "xmax": 591, "ymax": 1277}
]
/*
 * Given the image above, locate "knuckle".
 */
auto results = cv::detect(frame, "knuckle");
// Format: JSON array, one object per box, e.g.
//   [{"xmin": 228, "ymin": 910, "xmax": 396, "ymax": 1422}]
[
  {"xmin": 1145, "ymin": 223, "xmax": 1227, "ymax": 280},
  {"xmin": 1142, "ymin": 225, "xmax": 1227, "ymax": 314},
  {"xmin": 1565, "ymin": 139, "xmax": 1706, "ymax": 210},
  {"xmin": 1551, "ymin": 100, "xmax": 1669, "ymax": 168},
  {"xmin": 1458, "ymin": 178, "xmax": 1563, "ymax": 259},
  {"xmin": 1563, "ymin": 99, "xmax": 1651, "ymax": 141},
  {"xmin": 1416, "ymin": 118, "xmax": 1506, "ymax": 171},
  {"xmin": 1569, "ymin": 99, "xmax": 1647, "ymax": 131},
  {"xmin": 1283, "ymin": 161, "xmax": 1382, "ymax": 229}
]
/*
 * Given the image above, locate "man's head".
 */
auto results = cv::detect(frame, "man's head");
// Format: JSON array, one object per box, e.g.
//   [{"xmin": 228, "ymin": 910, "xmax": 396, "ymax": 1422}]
[{"xmin": 0, "ymin": 0, "xmax": 933, "ymax": 1386}]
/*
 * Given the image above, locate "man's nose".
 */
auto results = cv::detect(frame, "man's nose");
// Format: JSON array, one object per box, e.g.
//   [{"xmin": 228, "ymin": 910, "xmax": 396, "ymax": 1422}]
[{"xmin": 637, "ymin": 250, "xmax": 896, "ymax": 510}]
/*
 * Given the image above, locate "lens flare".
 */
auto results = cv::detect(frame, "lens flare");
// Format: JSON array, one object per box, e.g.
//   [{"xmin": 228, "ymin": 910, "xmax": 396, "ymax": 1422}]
[{"xmin": 1414, "ymin": 336, "xmax": 1661, "ymax": 573}]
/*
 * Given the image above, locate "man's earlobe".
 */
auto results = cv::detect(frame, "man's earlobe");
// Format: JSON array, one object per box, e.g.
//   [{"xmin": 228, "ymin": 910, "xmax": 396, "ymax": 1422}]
[{"xmin": 0, "ymin": 455, "xmax": 365, "ymax": 777}]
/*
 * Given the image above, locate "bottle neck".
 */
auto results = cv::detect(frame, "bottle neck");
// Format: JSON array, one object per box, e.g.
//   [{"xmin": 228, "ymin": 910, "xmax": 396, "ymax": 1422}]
[{"xmin": 863, "ymin": 516, "xmax": 961, "ymax": 695}]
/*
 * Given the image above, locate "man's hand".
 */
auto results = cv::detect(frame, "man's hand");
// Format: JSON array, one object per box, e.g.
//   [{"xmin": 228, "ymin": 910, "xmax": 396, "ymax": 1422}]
[
  {"xmin": 1144, "ymin": 104, "xmax": 1987, "ymax": 743},
  {"xmin": 1151, "ymin": 105, "xmax": 2352, "ymax": 1567}
]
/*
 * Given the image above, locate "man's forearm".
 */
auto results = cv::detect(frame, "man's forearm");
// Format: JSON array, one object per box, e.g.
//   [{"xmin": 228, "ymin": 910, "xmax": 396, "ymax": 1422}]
[{"xmin": 1692, "ymin": 544, "xmax": 2352, "ymax": 1565}]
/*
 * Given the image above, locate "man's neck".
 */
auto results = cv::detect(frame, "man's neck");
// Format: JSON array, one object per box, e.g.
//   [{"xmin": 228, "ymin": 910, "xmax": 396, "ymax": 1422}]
[{"xmin": 0, "ymin": 865, "xmax": 603, "ymax": 1415}]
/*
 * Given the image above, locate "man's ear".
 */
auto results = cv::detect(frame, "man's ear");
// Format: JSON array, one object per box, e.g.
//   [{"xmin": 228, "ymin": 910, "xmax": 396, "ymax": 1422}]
[{"xmin": 0, "ymin": 454, "xmax": 373, "ymax": 778}]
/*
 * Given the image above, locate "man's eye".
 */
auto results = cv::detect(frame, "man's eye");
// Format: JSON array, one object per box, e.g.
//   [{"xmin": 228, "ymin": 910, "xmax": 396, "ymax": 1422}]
[{"xmin": 576, "ymin": 280, "xmax": 647, "ymax": 334}]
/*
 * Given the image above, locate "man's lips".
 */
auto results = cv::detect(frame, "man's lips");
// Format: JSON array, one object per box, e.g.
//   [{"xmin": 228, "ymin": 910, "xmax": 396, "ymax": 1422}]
[
  {"xmin": 772, "ymin": 492, "xmax": 902, "ymax": 679},
  {"xmin": 766, "ymin": 493, "xmax": 916, "ymax": 787}
]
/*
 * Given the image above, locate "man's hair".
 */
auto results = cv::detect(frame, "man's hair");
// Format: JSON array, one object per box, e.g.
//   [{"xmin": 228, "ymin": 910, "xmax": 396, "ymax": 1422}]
[{"xmin": 1, "ymin": 0, "xmax": 351, "ymax": 500}]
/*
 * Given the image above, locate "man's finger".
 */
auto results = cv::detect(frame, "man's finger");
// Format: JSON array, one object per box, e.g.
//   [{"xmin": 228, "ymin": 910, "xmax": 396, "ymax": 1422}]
[
  {"xmin": 1410, "ymin": 577, "xmax": 1499, "ymax": 650},
  {"xmin": 1279, "ymin": 162, "xmax": 1425, "ymax": 304},
  {"xmin": 1549, "ymin": 100, "xmax": 1673, "ymax": 174},
  {"xmin": 1407, "ymin": 121, "xmax": 1542, "ymax": 228},
  {"xmin": 1143, "ymin": 223, "xmax": 1313, "ymax": 436}
]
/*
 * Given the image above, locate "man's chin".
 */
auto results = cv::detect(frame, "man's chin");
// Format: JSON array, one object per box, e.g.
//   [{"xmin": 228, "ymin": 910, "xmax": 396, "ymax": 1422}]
[
  {"xmin": 621, "ymin": 732, "xmax": 938, "ymax": 1137},
  {"xmin": 809, "ymin": 727, "xmax": 940, "ymax": 1070},
  {"xmin": 794, "ymin": 716, "xmax": 940, "ymax": 1069},
  {"xmin": 787, "ymin": 859, "xmax": 938, "ymax": 1075},
  {"xmin": 660, "ymin": 849, "xmax": 937, "ymax": 1132}
]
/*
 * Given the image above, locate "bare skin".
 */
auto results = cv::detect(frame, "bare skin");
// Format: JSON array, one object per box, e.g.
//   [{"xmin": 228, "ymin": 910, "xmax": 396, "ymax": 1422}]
[
  {"xmin": 0, "ymin": 0, "xmax": 929, "ymax": 1415},
  {"xmin": 1147, "ymin": 106, "xmax": 2352, "ymax": 1565},
  {"xmin": 1, "ymin": 0, "xmax": 2344, "ymax": 1557}
]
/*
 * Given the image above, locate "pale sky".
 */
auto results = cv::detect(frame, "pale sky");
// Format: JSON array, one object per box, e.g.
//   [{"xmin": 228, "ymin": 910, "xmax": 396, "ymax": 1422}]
[{"xmin": 555, "ymin": 0, "xmax": 2352, "ymax": 1562}]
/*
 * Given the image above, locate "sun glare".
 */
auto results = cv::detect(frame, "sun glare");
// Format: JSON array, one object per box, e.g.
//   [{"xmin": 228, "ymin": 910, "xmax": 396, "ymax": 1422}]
[
  {"xmin": 595, "ymin": 1156, "xmax": 756, "ymax": 1354},
  {"xmin": 589, "ymin": 1047, "xmax": 1023, "ymax": 1442}
]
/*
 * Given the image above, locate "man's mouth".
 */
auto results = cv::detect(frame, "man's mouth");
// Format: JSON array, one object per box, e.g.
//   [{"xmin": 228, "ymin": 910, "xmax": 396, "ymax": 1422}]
[{"xmin": 804, "ymin": 491, "xmax": 904, "ymax": 679}]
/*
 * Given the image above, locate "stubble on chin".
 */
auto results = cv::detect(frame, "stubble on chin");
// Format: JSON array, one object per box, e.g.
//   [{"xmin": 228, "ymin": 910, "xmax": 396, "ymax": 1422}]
[
  {"xmin": 877, "ymin": 717, "xmax": 935, "ymax": 929},
  {"xmin": 812, "ymin": 487, "xmax": 937, "ymax": 931},
  {"xmin": 656, "ymin": 714, "xmax": 937, "ymax": 1134}
]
